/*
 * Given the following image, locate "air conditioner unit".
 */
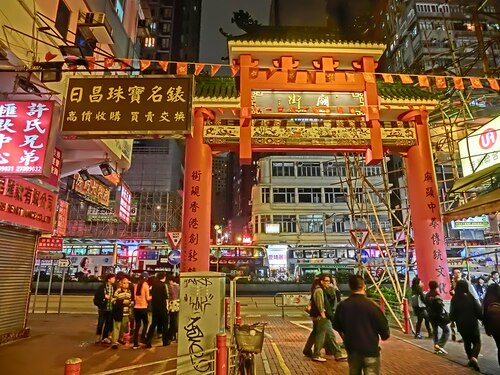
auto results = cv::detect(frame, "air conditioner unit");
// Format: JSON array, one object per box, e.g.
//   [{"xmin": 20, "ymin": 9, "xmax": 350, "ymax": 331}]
[{"xmin": 77, "ymin": 12, "xmax": 114, "ymax": 45}]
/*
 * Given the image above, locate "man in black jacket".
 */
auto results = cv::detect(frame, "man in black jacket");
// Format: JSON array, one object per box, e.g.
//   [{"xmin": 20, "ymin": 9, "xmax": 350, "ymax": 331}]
[
  {"xmin": 333, "ymin": 275, "xmax": 390, "ymax": 374},
  {"xmin": 94, "ymin": 273, "xmax": 116, "ymax": 344},
  {"xmin": 145, "ymin": 272, "xmax": 170, "ymax": 348}
]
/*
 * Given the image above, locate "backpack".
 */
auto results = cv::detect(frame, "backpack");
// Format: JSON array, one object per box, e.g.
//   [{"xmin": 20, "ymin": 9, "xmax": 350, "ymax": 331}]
[
  {"xmin": 411, "ymin": 294, "xmax": 426, "ymax": 309},
  {"xmin": 93, "ymin": 285, "xmax": 105, "ymax": 308},
  {"xmin": 485, "ymin": 302, "xmax": 500, "ymax": 335}
]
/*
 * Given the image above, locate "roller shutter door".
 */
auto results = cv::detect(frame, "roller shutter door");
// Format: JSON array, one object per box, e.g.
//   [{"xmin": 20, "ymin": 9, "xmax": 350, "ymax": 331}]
[{"xmin": 0, "ymin": 227, "xmax": 37, "ymax": 336}]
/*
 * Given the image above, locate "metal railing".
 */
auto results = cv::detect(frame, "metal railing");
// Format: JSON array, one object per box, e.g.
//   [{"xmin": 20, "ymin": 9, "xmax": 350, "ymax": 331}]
[{"xmin": 273, "ymin": 292, "xmax": 310, "ymax": 318}]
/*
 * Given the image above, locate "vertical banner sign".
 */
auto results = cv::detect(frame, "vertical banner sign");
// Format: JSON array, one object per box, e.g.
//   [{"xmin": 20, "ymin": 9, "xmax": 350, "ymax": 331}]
[
  {"xmin": 53, "ymin": 199, "xmax": 69, "ymax": 237},
  {"xmin": 177, "ymin": 272, "xmax": 225, "ymax": 374},
  {"xmin": 0, "ymin": 101, "xmax": 54, "ymax": 177},
  {"xmin": 406, "ymin": 117, "xmax": 450, "ymax": 297},
  {"xmin": 181, "ymin": 111, "xmax": 212, "ymax": 272},
  {"xmin": 114, "ymin": 183, "xmax": 131, "ymax": 224},
  {"xmin": 45, "ymin": 148, "xmax": 62, "ymax": 188}
]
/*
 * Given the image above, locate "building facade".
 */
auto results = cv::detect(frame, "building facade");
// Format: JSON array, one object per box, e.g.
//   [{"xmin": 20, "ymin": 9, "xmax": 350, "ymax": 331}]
[{"xmin": 251, "ymin": 155, "xmax": 391, "ymax": 277}]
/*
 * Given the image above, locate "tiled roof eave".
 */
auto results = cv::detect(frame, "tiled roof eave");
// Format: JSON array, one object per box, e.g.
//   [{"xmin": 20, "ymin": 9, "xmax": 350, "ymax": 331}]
[
  {"xmin": 193, "ymin": 97, "xmax": 240, "ymax": 108},
  {"xmin": 228, "ymin": 40, "xmax": 386, "ymax": 49},
  {"xmin": 379, "ymin": 98, "xmax": 440, "ymax": 106}
]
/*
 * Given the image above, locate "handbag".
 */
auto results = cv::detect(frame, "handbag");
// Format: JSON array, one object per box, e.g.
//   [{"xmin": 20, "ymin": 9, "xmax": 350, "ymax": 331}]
[{"xmin": 168, "ymin": 299, "xmax": 180, "ymax": 312}]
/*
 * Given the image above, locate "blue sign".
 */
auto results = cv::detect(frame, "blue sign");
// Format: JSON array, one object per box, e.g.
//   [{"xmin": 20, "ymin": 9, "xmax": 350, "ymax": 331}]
[
  {"xmin": 360, "ymin": 250, "xmax": 369, "ymax": 264},
  {"xmin": 167, "ymin": 250, "xmax": 181, "ymax": 266}
]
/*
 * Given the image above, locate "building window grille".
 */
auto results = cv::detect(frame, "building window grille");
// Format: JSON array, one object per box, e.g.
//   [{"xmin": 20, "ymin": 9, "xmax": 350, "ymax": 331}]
[
  {"xmin": 298, "ymin": 188, "xmax": 322, "ymax": 203},
  {"xmin": 272, "ymin": 188, "xmax": 295, "ymax": 203},
  {"xmin": 324, "ymin": 220, "xmax": 346, "ymax": 233},
  {"xmin": 261, "ymin": 187, "xmax": 270, "ymax": 203},
  {"xmin": 298, "ymin": 214, "xmax": 324, "ymax": 233},
  {"xmin": 55, "ymin": 0, "xmax": 70, "ymax": 39},
  {"xmin": 163, "ymin": 7, "xmax": 173, "ymax": 18},
  {"xmin": 144, "ymin": 37, "xmax": 155, "ymax": 48},
  {"xmin": 323, "ymin": 162, "xmax": 346, "ymax": 177},
  {"xmin": 273, "ymin": 215, "xmax": 297, "ymax": 233},
  {"xmin": 297, "ymin": 162, "xmax": 321, "ymax": 177},
  {"xmin": 272, "ymin": 162, "xmax": 295, "ymax": 177},
  {"xmin": 324, "ymin": 187, "xmax": 347, "ymax": 203}
]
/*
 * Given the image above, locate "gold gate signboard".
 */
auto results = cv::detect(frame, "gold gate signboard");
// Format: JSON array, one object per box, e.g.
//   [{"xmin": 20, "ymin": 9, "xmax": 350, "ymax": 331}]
[{"xmin": 62, "ymin": 76, "xmax": 193, "ymax": 138}]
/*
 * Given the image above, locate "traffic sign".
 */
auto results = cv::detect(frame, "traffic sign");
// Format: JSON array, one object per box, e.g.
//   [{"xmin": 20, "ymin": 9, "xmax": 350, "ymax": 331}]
[
  {"xmin": 167, "ymin": 250, "xmax": 181, "ymax": 265},
  {"xmin": 349, "ymin": 229, "xmax": 369, "ymax": 249},
  {"xmin": 360, "ymin": 250, "xmax": 370, "ymax": 264},
  {"xmin": 57, "ymin": 259, "xmax": 71, "ymax": 268},
  {"xmin": 167, "ymin": 232, "xmax": 182, "ymax": 249}
]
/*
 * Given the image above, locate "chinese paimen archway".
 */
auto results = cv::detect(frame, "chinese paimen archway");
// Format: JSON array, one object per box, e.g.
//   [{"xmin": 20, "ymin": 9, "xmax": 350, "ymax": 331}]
[{"xmin": 181, "ymin": 30, "xmax": 451, "ymax": 295}]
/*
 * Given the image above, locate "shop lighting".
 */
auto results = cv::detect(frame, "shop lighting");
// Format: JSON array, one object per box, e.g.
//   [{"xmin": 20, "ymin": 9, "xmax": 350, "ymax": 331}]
[
  {"xmin": 99, "ymin": 162, "xmax": 114, "ymax": 176},
  {"xmin": 34, "ymin": 61, "xmax": 64, "ymax": 83},
  {"xmin": 78, "ymin": 169, "xmax": 91, "ymax": 181},
  {"xmin": 15, "ymin": 75, "xmax": 42, "ymax": 96}
]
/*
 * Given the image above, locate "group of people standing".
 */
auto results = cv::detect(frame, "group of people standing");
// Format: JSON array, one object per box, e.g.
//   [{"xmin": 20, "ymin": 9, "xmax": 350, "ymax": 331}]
[
  {"xmin": 93, "ymin": 271, "xmax": 180, "ymax": 350},
  {"xmin": 304, "ymin": 273, "xmax": 390, "ymax": 375},
  {"xmin": 411, "ymin": 268, "xmax": 500, "ymax": 372}
]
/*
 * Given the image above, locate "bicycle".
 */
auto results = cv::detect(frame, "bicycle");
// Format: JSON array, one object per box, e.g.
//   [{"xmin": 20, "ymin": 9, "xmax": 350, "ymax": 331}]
[{"xmin": 232, "ymin": 322, "xmax": 267, "ymax": 375}]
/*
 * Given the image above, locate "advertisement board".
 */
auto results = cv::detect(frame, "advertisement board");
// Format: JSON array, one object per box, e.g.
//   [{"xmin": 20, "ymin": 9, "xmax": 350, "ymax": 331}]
[
  {"xmin": 458, "ymin": 116, "xmax": 499, "ymax": 176},
  {"xmin": 0, "ymin": 101, "xmax": 55, "ymax": 177},
  {"xmin": 0, "ymin": 177, "xmax": 57, "ymax": 232},
  {"xmin": 115, "ymin": 183, "xmax": 132, "ymax": 224},
  {"xmin": 62, "ymin": 76, "xmax": 193, "ymax": 138}
]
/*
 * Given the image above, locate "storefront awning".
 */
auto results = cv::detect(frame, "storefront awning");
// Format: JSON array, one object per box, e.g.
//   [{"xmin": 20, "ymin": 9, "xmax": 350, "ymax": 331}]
[
  {"xmin": 442, "ymin": 188, "xmax": 500, "ymax": 223},
  {"xmin": 448, "ymin": 163, "xmax": 500, "ymax": 193}
]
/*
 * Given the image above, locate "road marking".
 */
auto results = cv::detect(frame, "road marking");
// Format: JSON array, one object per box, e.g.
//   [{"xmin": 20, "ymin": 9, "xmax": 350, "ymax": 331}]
[
  {"xmin": 260, "ymin": 342, "xmax": 273, "ymax": 375},
  {"xmin": 271, "ymin": 342, "xmax": 292, "ymax": 375},
  {"xmin": 290, "ymin": 320, "xmax": 312, "ymax": 331},
  {"xmin": 245, "ymin": 314, "xmax": 261, "ymax": 318}
]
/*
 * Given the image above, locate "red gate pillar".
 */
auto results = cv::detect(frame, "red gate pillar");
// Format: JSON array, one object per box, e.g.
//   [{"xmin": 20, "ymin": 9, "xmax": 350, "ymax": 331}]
[
  {"xmin": 180, "ymin": 108, "xmax": 213, "ymax": 272},
  {"xmin": 404, "ymin": 110, "xmax": 451, "ymax": 297}
]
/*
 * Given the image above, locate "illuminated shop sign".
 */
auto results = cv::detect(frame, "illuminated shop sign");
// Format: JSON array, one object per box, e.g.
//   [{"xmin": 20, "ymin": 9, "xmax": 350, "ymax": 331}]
[
  {"xmin": 251, "ymin": 91, "xmax": 364, "ymax": 118},
  {"xmin": 0, "ymin": 177, "xmax": 57, "ymax": 232},
  {"xmin": 458, "ymin": 115, "xmax": 499, "ymax": 176},
  {"xmin": 62, "ymin": 76, "xmax": 193, "ymax": 138},
  {"xmin": 451, "ymin": 215, "xmax": 490, "ymax": 230},
  {"xmin": 71, "ymin": 174, "xmax": 111, "ymax": 206},
  {"xmin": 0, "ymin": 101, "xmax": 54, "ymax": 177},
  {"xmin": 53, "ymin": 199, "xmax": 69, "ymax": 237},
  {"xmin": 115, "ymin": 183, "xmax": 132, "ymax": 224}
]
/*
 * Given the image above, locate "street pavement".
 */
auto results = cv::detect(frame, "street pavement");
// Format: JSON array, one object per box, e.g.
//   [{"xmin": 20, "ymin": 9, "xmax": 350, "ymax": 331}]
[{"xmin": 0, "ymin": 295, "xmax": 497, "ymax": 374}]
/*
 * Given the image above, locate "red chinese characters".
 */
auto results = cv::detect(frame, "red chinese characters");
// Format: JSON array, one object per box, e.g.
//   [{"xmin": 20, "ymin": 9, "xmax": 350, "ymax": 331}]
[{"xmin": 0, "ymin": 101, "xmax": 54, "ymax": 176}]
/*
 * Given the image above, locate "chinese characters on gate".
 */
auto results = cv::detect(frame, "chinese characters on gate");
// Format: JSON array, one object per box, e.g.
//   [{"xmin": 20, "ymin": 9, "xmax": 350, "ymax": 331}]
[
  {"xmin": 423, "ymin": 171, "xmax": 447, "ymax": 293},
  {"xmin": 62, "ymin": 77, "xmax": 193, "ymax": 138},
  {"xmin": 185, "ymin": 170, "xmax": 202, "ymax": 272},
  {"xmin": 0, "ymin": 101, "xmax": 54, "ymax": 176}
]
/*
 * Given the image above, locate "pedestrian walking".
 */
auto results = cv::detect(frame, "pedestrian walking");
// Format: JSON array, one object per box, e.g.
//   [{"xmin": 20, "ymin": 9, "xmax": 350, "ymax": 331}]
[
  {"xmin": 411, "ymin": 277, "xmax": 432, "ymax": 339},
  {"xmin": 145, "ymin": 272, "xmax": 170, "ymax": 348},
  {"xmin": 449, "ymin": 280, "xmax": 482, "ymax": 371},
  {"xmin": 167, "ymin": 274, "xmax": 180, "ymax": 342},
  {"xmin": 93, "ymin": 273, "xmax": 115, "ymax": 344},
  {"xmin": 483, "ymin": 283, "xmax": 500, "ymax": 366},
  {"xmin": 132, "ymin": 273, "xmax": 151, "ymax": 349},
  {"xmin": 302, "ymin": 273, "xmax": 338, "ymax": 362},
  {"xmin": 333, "ymin": 274, "xmax": 390, "ymax": 375},
  {"xmin": 488, "ymin": 271, "xmax": 500, "ymax": 286},
  {"xmin": 474, "ymin": 277, "xmax": 487, "ymax": 304},
  {"xmin": 323, "ymin": 276, "xmax": 346, "ymax": 359},
  {"xmin": 111, "ymin": 276, "xmax": 133, "ymax": 349},
  {"xmin": 426, "ymin": 280, "xmax": 450, "ymax": 354}
]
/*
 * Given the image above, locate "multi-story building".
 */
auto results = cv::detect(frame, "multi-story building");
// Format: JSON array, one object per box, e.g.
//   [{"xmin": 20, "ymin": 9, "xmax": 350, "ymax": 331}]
[
  {"xmin": 382, "ymin": 0, "xmax": 500, "ymax": 76},
  {"xmin": 251, "ymin": 156, "xmax": 392, "ymax": 277}
]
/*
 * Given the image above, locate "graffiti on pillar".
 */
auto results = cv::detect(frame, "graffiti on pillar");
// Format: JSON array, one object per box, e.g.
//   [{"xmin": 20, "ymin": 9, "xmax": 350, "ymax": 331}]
[
  {"xmin": 186, "ymin": 170, "xmax": 202, "ymax": 272},
  {"xmin": 181, "ymin": 276, "xmax": 217, "ymax": 373},
  {"xmin": 423, "ymin": 171, "xmax": 448, "ymax": 293}
]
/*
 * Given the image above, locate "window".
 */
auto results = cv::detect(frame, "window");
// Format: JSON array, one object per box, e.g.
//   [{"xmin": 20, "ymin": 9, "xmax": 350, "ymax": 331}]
[
  {"xmin": 273, "ymin": 215, "xmax": 297, "ymax": 233},
  {"xmin": 272, "ymin": 162, "xmax": 295, "ymax": 177},
  {"xmin": 160, "ymin": 37, "xmax": 170, "ymax": 50},
  {"xmin": 299, "ymin": 215, "xmax": 324, "ymax": 233},
  {"xmin": 260, "ymin": 215, "xmax": 271, "ymax": 233},
  {"xmin": 261, "ymin": 187, "xmax": 270, "ymax": 203},
  {"xmin": 298, "ymin": 188, "xmax": 322, "ymax": 203},
  {"xmin": 254, "ymin": 216, "xmax": 259, "ymax": 233},
  {"xmin": 324, "ymin": 187, "xmax": 347, "ymax": 203},
  {"xmin": 144, "ymin": 37, "xmax": 155, "ymax": 48},
  {"xmin": 55, "ymin": 0, "xmax": 71, "ymax": 39},
  {"xmin": 364, "ymin": 166, "xmax": 381, "ymax": 177},
  {"xmin": 323, "ymin": 162, "xmax": 346, "ymax": 177},
  {"xmin": 297, "ymin": 162, "xmax": 321, "ymax": 177},
  {"xmin": 161, "ymin": 22, "xmax": 171, "ymax": 34},
  {"xmin": 272, "ymin": 188, "xmax": 295, "ymax": 203},
  {"xmin": 163, "ymin": 7, "xmax": 173, "ymax": 18}
]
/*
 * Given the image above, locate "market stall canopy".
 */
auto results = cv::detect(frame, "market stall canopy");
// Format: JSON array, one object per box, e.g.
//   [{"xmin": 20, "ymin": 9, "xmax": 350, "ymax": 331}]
[
  {"xmin": 448, "ymin": 162, "xmax": 500, "ymax": 193},
  {"xmin": 442, "ymin": 188, "xmax": 500, "ymax": 223}
]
